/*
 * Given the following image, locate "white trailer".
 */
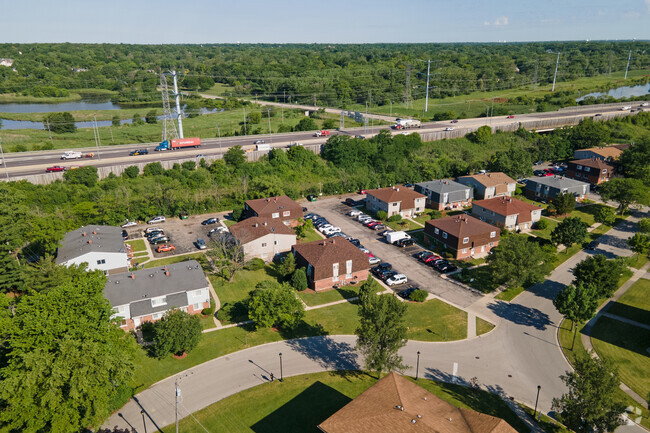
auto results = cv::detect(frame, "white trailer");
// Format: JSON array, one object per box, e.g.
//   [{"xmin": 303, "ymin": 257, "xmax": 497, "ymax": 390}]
[
  {"xmin": 386, "ymin": 231, "xmax": 411, "ymax": 245},
  {"xmin": 256, "ymin": 143, "xmax": 271, "ymax": 151},
  {"xmin": 60, "ymin": 151, "xmax": 82, "ymax": 160},
  {"xmin": 393, "ymin": 118, "xmax": 421, "ymax": 129}
]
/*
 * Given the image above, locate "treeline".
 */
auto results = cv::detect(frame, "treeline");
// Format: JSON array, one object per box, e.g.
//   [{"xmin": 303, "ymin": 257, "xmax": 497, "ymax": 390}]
[{"xmin": 0, "ymin": 42, "xmax": 648, "ymax": 105}]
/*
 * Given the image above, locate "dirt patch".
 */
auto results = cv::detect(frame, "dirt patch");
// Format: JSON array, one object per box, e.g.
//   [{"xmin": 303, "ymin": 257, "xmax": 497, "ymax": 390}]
[{"xmin": 173, "ymin": 352, "xmax": 188, "ymax": 360}]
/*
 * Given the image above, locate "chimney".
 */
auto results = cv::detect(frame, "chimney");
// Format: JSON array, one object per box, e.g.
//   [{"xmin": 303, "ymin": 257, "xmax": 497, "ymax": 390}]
[
  {"xmin": 88, "ymin": 240, "xmax": 92, "ymax": 244},
  {"xmin": 396, "ymin": 188, "xmax": 400, "ymax": 192},
  {"xmin": 82, "ymin": 232, "xmax": 87, "ymax": 237}
]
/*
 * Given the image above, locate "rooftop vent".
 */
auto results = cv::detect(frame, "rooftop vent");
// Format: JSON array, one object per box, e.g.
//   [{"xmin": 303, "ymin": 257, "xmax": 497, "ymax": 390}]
[
  {"xmin": 165, "ymin": 271, "xmax": 170, "ymax": 276},
  {"xmin": 115, "ymin": 280, "xmax": 120, "ymax": 284},
  {"xmin": 149, "ymin": 274, "xmax": 154, "ymax": 278},
  {"xmin": 92, "ymin": 230, "xmax": 97, "ymax": 235},
  {"xmin": 412, "ymin": 420, "xmax": 417, "ymax": 424},
  {"xmin": 396, "ymin": 405, "xmax": 402, "ymax": 410},
  {"xmin": 263, "ymin": 221, "xmax": 267, "ymax": 226},
  {"xmin": 82, "ymin": 232, "xmax": 87, "ymax": 237},
  {"xmin": 417, "ymin": 415, "xmax": 422, "ymax": 419},
  {"xmin": 424, "ymin": 397, "xmax": 427, "ymax": 401},
  {"xmin": 88, "ymin": 240, "xmax": 92, "ymax": 244},
  {"xmin": 449, "ymin": 418, "xmax": 453, "ymax": 422},
  {"xmin": 254, "ymin": 223, "xmax": 259, "ymax": 227}
]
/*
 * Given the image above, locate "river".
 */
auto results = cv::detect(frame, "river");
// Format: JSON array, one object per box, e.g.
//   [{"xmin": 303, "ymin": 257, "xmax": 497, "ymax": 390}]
[{"xmin": 576, "ymin": 82, "xmax": 650, "ymax": 102}]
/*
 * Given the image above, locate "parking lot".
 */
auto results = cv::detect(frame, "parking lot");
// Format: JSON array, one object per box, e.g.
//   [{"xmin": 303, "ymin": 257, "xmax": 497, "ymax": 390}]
[
  {"xmin": 123, "ymin": 211, "xmax": 233, "ymax": 258},
  {"xmin": 306, "ymin": 196, "xmax": 482, "ymax": 308}
]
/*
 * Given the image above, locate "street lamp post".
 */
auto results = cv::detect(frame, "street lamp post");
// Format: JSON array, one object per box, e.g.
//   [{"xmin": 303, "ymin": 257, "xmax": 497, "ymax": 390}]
[
  {"xmin": 0, "ymin": 137, "xmax": 9, "ymax": 179},
  {"xmin": 215, "ymin": 123, "xmax": 221, "ymax": 154},
  {"xmin": 141, "ymin": 410, "xmax": 148, "ymax": 433},
  {"xmin": 416, "ymin": 351, "xmax": 421, "ymax": 380},
  {"xmin": 533, "ymin": 385, "xmax": 541, "ymax": 421},
  {"xmin": 279, "ymin": 352, "xmax": 283, "ymax": 382}
]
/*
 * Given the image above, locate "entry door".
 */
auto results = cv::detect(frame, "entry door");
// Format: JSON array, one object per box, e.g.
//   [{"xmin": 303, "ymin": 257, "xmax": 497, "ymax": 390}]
[{"xmin": 133, "ymin": 317, "xmax": 141, "ymax": 327}]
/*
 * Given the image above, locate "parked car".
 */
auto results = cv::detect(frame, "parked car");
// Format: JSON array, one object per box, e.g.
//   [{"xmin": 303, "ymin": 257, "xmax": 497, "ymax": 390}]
[
  {"xmin": 428, "ymin": 258, "xmax": 447, "ymax": 268},
  {"xmin": 147, "ymin": 216, "xmax": 166, "ymax": 224},
  {"xmin": 145, "ymin": 230, "xmax": 165, "ymax": 238},
  {"xmin": 349, "ymin": 239, "xmax": 361, "ymax": 247},
  {"xmin": 386, "ymin": 273, "xmax": 408, "ymax": 286},
  {"xmin": 585, "ymin": 240, "xmax": 599, "ymax": 251},
  {"xmin": 507, "ymin": 115, "xmax": 515, "ymax": 119},
  {"xmin": 129, "ymin": 149, "xmax": 149, "ymax": 156},
  {"xmin": 147, "ymin": 233, "xmax": 166, "ymax": 242},
  {"xmin": 372, "ymin": 224, "xmax": 387, "ymax": 231},
  {"xmin": 46, "ymin": 165, "xmax": 66, "ymax": 173},
  {"xmin": 367, "ymin": 254, "xmax": 381, "ymax": 265},
  {"xmin": 318, "ymin": 224, "xmax": 333, "ymax": 233},
  {"xmin": 371, "ymin": 263, "xmax": 392, "ymax": 274},
  {"xmin": 347, "ymin": 210, "xmax": 362, "ymax": 217},
  {"xmin": 208, "ymin": 227, "xmax": 229, "ymax": 236},
  {"xmin": 451, "ymin": 119, "xmax": 459, "ymax": 123},
  {"xmin": 254, "ymin": 140, "xmax": 265, "ymax": 145},
  {"xmin": 145, "ymin": 226, "xmax": 163, "ymax": 234},
  {"xmin": 156, "ymin": 244, "xmax": 176, "ymax": 253},
  {"xmin": 366, "ymin": 221, "xmax": 380, "ymax": 228},
  {"xmin": 121, "ymin": 230, "xmax": 129, "ymax": 240},
  {"xmin": 345, "ymin": 198, "xmax": 357, "ymax": 206},
  {"xmin": 378, "ymin": 229, "xmax": 394, "ymax": 237},
  {"xmin": 378, "ymin": 270, "xmax": 397, "ymax": 281},
  {"xmin": 358, "ymin": 247, "xmax": 370, "ymax": 254},
  {"xmin": 201, "ymin": 217, "xmax": 219, "ymax": 225},
  {"xmin": 439, "ymin": 264, "xmax": 458, "ymax": 274},
  {"xmin": 150, "ymin": 236, "xmax": 169, "ymax": 245},
  {"xmin": 354, "ymin": 135, "xmax": 366, "ymax": 139},
  {"xmin": 305, "ymin": 213, "xmax": 320, "ymax": 220},
  {"xmin": 397, "ymin": 286, "xmax": 418, "ymax": 300},
  {"xmin": 415, "ymin": 251, "xmax": 433, "ymax": 260},
  {"xmin": 195, "ymin": 238, "xmax": 207, "ymax": 250},
  {"xmin": 359, "ymin": 189, "xmax": 367, "ymax": 194},
  {"xmin": 396, "ymin": 238, "xmax": 415, "ymax": 247},
  {"xmin": 423, "ymin": 254, "xmax": 443, "ymax": 264},
  {"xmin": 323, "ymin": 227, "xmax": 341, "ymax": 235},
  {"xmin": 121, "ymin": 221, "xmax": 137, "ymax": 228}
]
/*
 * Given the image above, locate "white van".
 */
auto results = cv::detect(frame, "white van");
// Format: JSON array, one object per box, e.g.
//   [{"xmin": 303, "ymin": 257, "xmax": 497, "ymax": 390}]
[
  {"xmin": 386, "ymin": 231, "xmax": 411, "ymax": 245},
  {"xmin": 256, "ymin": 143, "xmax": 271, "ymax": 151}
]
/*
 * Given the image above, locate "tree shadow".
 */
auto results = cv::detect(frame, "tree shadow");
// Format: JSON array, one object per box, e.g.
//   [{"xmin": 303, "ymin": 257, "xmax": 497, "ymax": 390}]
[
  {"xmin": 487, "ymin": 300, "xmax": 552, "ymax": 330},
  {"xmin": 284, "ymin": 335, "xmax": 360, "ymax": 371},
  {"xmin": 527, "ymin": 280, "xmax": 566, "ymax": 301},
  {"xmin": 603, "ymin": 301, "xmax": 650, "ymax": 327},
  {"xmin": 251, "ymin": 381, "xmax": 352, "ymax": 433},
  {"xmin": 583, "ymin": 315, "xmax": 650, "ymax": 357}
]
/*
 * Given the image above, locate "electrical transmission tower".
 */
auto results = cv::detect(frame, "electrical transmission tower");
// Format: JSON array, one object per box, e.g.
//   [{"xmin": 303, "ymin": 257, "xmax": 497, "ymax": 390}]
[
  {"xmin": 160, "ymin": 73, "xmax": 179, "ymax": 142},
  {"xmin": 404, "ymin": 64, "xmax": 412, "ymax": 109}
]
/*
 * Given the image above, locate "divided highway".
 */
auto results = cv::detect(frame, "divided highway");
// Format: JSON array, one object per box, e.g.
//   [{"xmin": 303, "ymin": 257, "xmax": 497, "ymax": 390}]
[{"xmin": 1, "ymin": 101, "xmax": 644, "ymax": 180}]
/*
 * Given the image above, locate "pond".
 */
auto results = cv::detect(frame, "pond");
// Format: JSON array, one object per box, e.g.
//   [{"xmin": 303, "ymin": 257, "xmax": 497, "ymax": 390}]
[
  {"xmin": 0, "ymin": 100, "xmax": 123, "ymax": 113},
  {"xmin": 0, "ymin": 118, "xmax": 134, "ymax": 130},
  {"xmin": 576, "ymin": 82, "xmax": 650, "ymax": 102}
]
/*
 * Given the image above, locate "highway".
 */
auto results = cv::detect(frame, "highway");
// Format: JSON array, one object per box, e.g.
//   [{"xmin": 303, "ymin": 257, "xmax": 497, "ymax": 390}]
[{"xmin": 1, "ymin": 101, "xmax": 645, "ymax": 179}]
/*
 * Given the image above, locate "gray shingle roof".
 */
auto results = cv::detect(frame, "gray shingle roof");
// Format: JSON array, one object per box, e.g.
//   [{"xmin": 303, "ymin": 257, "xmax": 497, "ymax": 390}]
[
  {"xmin": 415, "ymin": 179, "xmax": 470, "ymax": 194},
  {"xmin": 130, "ymin": 292, "xmax": 190, "ymax": 318},
  {"xmin": 525, "ymin": 176, "xmax": 589, "ymax": 189},
  {"xmin": 56, "ymin": 225, "xmax": 126, "ymax": 264},
  {"xmin": 104, "ymin": 260, "xmax": 208, "ymax": 308}
]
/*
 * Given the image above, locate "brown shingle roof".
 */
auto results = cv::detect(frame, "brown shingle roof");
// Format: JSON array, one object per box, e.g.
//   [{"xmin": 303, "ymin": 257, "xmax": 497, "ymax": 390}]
[
  {"xmin": 426, "ymin": 215, "xmax": 497, "ymax": 238},
  {"xmin": 366, "ymin": 187, "xmax": 426, "ymax": 210},
  {"xmin": 229, "ymin": 217, "xmax": 296, "ymax": 245},
  {"xmin": 570, "ymin": 158, "xmax": 614, "ymax": 170},
  {"xmin": 292, "ymin": 238, "xmax": 369, "ymax": 281},
  {"xmin": 318, "ymin": 372, "xmax": 518, "ymax": 433},
  {"xmin": 245, "ymin": 195, "xmax": 303, "ymax": 218},
  {"xmin": 473, "ymin": 197, "xmax": 540, "ymax": 218},
  {"xmin": 581, "ymin": 146, "xmax": 623, "ymax": 159},
  {"xmin": 457, "ymin": 172, "xmax": 516, "ymax": 188}
]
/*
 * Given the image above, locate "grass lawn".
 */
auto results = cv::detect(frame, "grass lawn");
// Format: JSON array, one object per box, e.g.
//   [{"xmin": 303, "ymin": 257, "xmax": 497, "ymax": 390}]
[
  {"xmin": 297, "ymin": 226, "xmax": 323, "ymax": 243},
  {"xmin": 413, "ymin": 209, "xmax": 443, "ymax": 225},
  {"xmin": 132, "ymin": 251, "xmax": 149, "ymax": 257},
  {"xmin": 222, "ymin": 219, "xmax": 237, "ymax": 227},
  {"xmin": 210, "ymin": 267, "xmax": 276, "ymax": 324},
  {"xmin": 161, "ymin": 371, "xmax": 530, "ymax": 433},
  {"xmin": 142, "ymin": 253, "xmax": 205, "ymax": 269},
  {"xmin": 629, "ymin": 253, "xmax": 649, "ymax": 270},
  {"xmin": 297, "ymin": 286, "xmax": 361, "ymax": 307},
  {"xmin": 125, "ymin": 239, "xmax": 147, "ymax": 252},
  {"xmin": 405, "ymin": 299, "xmax": 468, "ymax": 342},
  {"xmin": 607, "ymin": 279, "xmax": 650, "ymax": 326},
  {"xmin": 199, "ymin": 314, "xmax": 217, "ymax": 330},
  {"xmin": 530, "ymin": 217, "xmax": 559, "ymax": 240},
  {"xmin": 476, "ymin": 318, "xmax": 495, "ymax": 336},
  {"xmin": 495, "ymin": 286, "xmax": 525, "ymax": 302},
  {"xmin": 385, "ymin": 219, "xmax": 422, "ymax": 232},
  {"xmin": 590, "ymin": 317, "xmax": 650, "ymax": 400},
  {"xmin": 453, "ymin": 265, "xmax": 500, "ymax": 294}
]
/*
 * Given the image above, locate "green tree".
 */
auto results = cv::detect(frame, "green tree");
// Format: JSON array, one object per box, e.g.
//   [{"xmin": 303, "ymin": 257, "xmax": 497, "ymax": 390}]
[
  {"xmin": 182, "ymin": 161, "xmax": 196, "ymax": 171},
  {"xmin": 552, "ymin": 355, "xmax": 625, "ymax": 433},
  {"xmin": 111, "ymin": 114, "xmax": 120, "ymax": 127},
  {"xmin": 638, "ymin": 218, "xmax": 650, "ymax": 233},
  {"xmin": 569, "ymin": 117, "xmax": 610, "ymax": 149},
  {"xmin": 468, "ymin": 125, "xmax": 492, "ymax": 144},
  {"xmin": 487, "ymin": 235, "xmax": 548, "ymax": 289},
  {"xmin": 294, "ymin": 218, "xmax": 314, "ymax": 239},
  {"xmin": 63, "ymin": 166, "xmax": 98, "ymax": 187},
  {"xmin": 206, "ymin": 234, "xmax": 245, "ymax": 282},
  {"xmin": 617, "ymin": 137, "xmax": 650, "ymax": 181},
  {"xmin": 151, "ymin": 309, "xmax": 202, "ymax": 358},
  {"xmin": 145, "ymin": 110, "xmax": 158, "ymax": 124},
  {"xmin": 291, "ymin": 267, "xmax": 308, "ymax": 291},
  {"xmin": 594, "ymin": 206, "xmax": 616, "ymax": 226},
  {"xmin": 0, "ymin": 273, "xmax": 137, "ymax": 432},
  {"xmin": 598, "ymin": 178, "xmax": 650, "ymax": 214},
  {"xmin": 143, "ymin": 162, "xmax": 164, "ymax": 176},
  {"xmin": 553, "ymin": 283, "xmax": 598, "ymax": 350},
  {"xmin": 627, "ymin": 233, "xmax": 650, "ymax": 261},
  {"xmin": 277, "ymin": 253, "xmax": 296, "ymax": 278},
  {"xmin": 248, "ymin": 111, "xmax": 262, "ymax": 124},
  {"xmin": 248, "ymin": 282, "xmax": 304, "ymax": 329},
  {"xmin": 552, "ymin": 192, "xmax": 576, "ymax": 216},
  {"xmin": 572, "ymin": 254, "xmax": 626, "ymax": 298},
  {"xmin": 551, "ymin": 217, "xmax": 589, "ymax": 252},
  {"xmin": 223, "ymin": 145, "xmax": 246, "ymax": 169},
  {"xmin": 488, "ymin": 146, "xmax": 533, "ymax": 179},
  {"xmin": 294, "ymin": 117, "xmax": 318, "ymax": 131},
  {"xmin": 355, "ymin": 279, "xmax": 407, "ymax": 376},
  {"xmin": 376, "ymin": 210, "xmax": 388, "ymax": 221},
  {"xmin": 322, "ymin": 119, "xmax": 336, "ymax": 129},
  {"xmin": 409, "ymin": 289, "xmax": 428, "ymax": 302},
  {"xmin": 43, "ymin": 112, "xmax": 77, "ymax": 134},
  {"xmin": 122, "ymin": 165, "xmax": 140, "ymax": 178},
  {"xmin": 132, "ymin": 113, "xmax": 144, "ymax": 125},
  {"xmin": 0, "ymin": 246, "xmax": 25, "ymax": 294}
]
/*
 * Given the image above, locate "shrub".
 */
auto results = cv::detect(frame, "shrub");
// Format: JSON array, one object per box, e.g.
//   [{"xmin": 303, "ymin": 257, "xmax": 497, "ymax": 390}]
[
  {"xmin": 444, "ymin": 251, "xmax": 454, "ymax": 259},
  {"xmin": 594, "ymin": 206, "xmax": 616, "ymax": 226},
  {"xmin": 387, "ymin": 214, "xmax": 402, "ymax": 223},
  {"xmin": 216, "ymin": 303, "xmax": 233, "ymax": 321},
  {"xmin": 535, "ymin": 219, "xmax": 549, "ymax": 230},
  {"xmin": 151, "ymin": 310, "xmax": 202, "ymax": 358},
  {"xmin": 376, "ymin": 210, "xmax": 388, "ymax": 221},
  {"xmin": 122, "ymin": 165, "xmax": 140, "ymax": 178},
  {"xmin": 409, "ymin": 289, "xmax": 428, "ymax": 302},
  {"xmin": 322, "ymin": 119, "xmax": 336, "ymax": 129},
  {"xmin": 291, "ymin": 267, "xmax": 308, "ymax": 291},
  {"xmin": 244, "ymin": 257, "xmax": 265, "ymax": 271},
  {"xmin": 202, "ymin": 298, "xmax": 216, "ymax": 316}
]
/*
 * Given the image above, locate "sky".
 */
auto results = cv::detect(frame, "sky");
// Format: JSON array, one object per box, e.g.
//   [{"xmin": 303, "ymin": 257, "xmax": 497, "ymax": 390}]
[{"xmin": 0, "ymin": 0, "xmax": 648, "ymax": 44}]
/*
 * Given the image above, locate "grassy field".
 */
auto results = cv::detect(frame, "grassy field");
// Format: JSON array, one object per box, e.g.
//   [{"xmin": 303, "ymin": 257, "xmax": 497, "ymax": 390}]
[
  {"xmin": 210, "ymin": 267, "xmax": 274, "ymax": 323},
  {"xmin": 495, "ymin": 286, "xmax": 525, "ymax": 302},
  {"xmin": 606, "ymin": 278, "xmax": 650, "ymax": 326},
  {"xmin": 530, "ymin": 217, "xmax": 559, "ymax": 240},
  {"xmin": 125, "ymin": 239, "xmax": 147, "ymax": 252},
  {"xmin": 629, "ymin": 253, "xmax": 649, "ymax": 270},
  {"xmin": 297, "ymin": 286, "xmax": 363, "ymax": 307},
  {"xmin": 385, "ymin": 219, "xmax": 422, "ymax": 232},
  {"xmin": 590, "ymin": 317, "xmax": 650, "ymax": 400},
  {"xmin": 476, "ymin": 317, "xmax": 495, "ymax": 336},
  {"xmin": 142, "ymin": 253, "xmax": 205, "ymax": 269},
  {"xmin": 199, "ymin": 314, "xmax": 217, "ymax": 330},
  {"xmin": 161, "ymin": 371, "xmax": 530, "ymax": 433},
  {"xmin": 405, "ymin": 299, "xmax": 468, "ymax": 341},
  {"xmin": 297, "ymin": 226, "xmax": 323, "ymax": 243}
]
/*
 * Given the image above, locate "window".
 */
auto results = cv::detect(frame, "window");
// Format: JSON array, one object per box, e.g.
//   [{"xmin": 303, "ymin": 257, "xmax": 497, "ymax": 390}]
[
  {"xmin": 271, "ymin": 212, "xmax": 279, "ymax": 218},
  {"xmin": 96, "ymin": 259, "xmax": 106, "ymax": 265},
  {"xmin": 461, "ymin": 248, "xmax": 467, "ymax": 254},
  {"xmin": 442, "ymin": 232, "xmax": 448, "ymax": 239},
  {"xmin": 346, "ymin": 260, "xmax": 352, "ymax": 278},
  {"xmin": 584, "ymin": 166, "xmax": 590, "ymax": 172},
  {"xmin": 602, "ymin": 169, "xmax": 607, "ymax": 173},
  {"xmin": 490, "ymin": 231, "xmax": 496, "ymax": 238},
  {"xmin": 193, "ymin": 303, "xmax": 202, "ymax": 310},
  {"xmin": 261, "ymin": 242, "xmax": 267, "ymax": 247},
  {"xmin": 120, "ymin": 319, "xmax": 127, "ymax": 327},
  {"xmin": 283, "ymin": 210, "xmax": 290, "ymax": 217},
  {"xmin": 332, "ymin": 262, "xmax": 339, "ymax": 282},
  {"xmin": 434, "ymin": 228, "xmax": 439, "ymax": 235},
  {"xmin": 274, "ymin": 240, "xmax": 278, "ymax": 245},
  {"xmin": 577, "ymin": 165, "xmax": 582, "ymax": 170},
  {"xmin": 462, "ymin": 237, "xmax": 469, "ymax": 244},
  {"xmin": 151, "ymin": 296, "xmax": 166, "ymax": 307},
  {"xmin": 152, "ymin": 312, "xmax": 163, "ymax": 320},
  {"xmin": 489, "ymin": 242, "xmax": 494, "ymax": 247}
]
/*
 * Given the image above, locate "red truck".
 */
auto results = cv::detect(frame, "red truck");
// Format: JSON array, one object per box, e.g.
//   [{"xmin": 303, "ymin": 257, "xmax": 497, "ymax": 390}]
[
  {"xmin": 313, "ymin": 130, "xmax": 331, "ymax": 137},
  {"xmin": 155, "ymin": 137, "xmax": 201, "ymax": 151}
]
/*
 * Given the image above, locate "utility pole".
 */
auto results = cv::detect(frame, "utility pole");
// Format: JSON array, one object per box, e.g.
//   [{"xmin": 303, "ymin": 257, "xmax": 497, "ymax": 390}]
[
  {"xmin": 282, "ymin": 91, "xmax": 285, "ymax": 123},
  {"xmin": 424, "ymin": 59, "xmax": 431, "ymax": 112},
  {"xmin": 109, "ymin": 126, "xmax": 114, "ymax": 143},
  {"xmin": 624, "ymin": 50, "xmax": 632, "ymax": 79},
  {"xmin": 160, "ymin": 73, "xmax": 178, "ymax": 142},
  {"xmin": 46, "ymin": 120, "xmax": 54, "ymax": 147},
  {"xmin": 215, "ymin": 123, "xmax": 221, "ymax": 154},
  {"xmin": 243, "ymin": 107, "xmax": 247, "ymax": 136},
  {"xmin": 93, "ymin": 117, "xmax": 101, "ymax": 160},
  {"xmin": 267, "ymin": 108, "xmax": 272, "ymax": 143},
  {"xmin": 551, "ymin": 52, "xmax": 561, "ymax": 92},
  {"xmin": 171, "ymin": 70, "xmax": 184, "ymax": 138},
  {"xmin": 0, "ymin": 137, "xmax": 9, "ymax": 179},
  {"xmin": 175, "ymin": 378, "xmax": 181, "ymax": 433},
  {"xmin": 340, "ymin": 111, "xmax": 344, "ymax": 130},
  {"xmin": 404, "ymin": 64, "xmax": 412, "ymax": 109}
]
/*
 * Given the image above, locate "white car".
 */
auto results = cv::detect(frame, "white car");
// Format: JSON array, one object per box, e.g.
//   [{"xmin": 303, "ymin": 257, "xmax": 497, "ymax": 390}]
[
  {"xmin": 318, "ymin": 224, "xmax": 333, "ymax": 233},
  {"xmin": 444, "ymin": 127, "xmax": 455, "ymax": 131},
  {"xmin": 348, "ymin": 210, "xmax": 362, "ymax": 217},
  {"xmin": 323, "ymin": 227, "xmax": 341, "ymax": 235},
  {"xmin": 121, "ymin": 221, "xmax": 137, "ymax": 228},
  {"xmin": 356, "ymin": 214, "xmax": 369, "ymax": 221},
  {"xmin": 386, "ymin": 274, "xmax": 408, "ymax": 286},
  {"xmin": 359, "ymin": 247, "xmax": 370, "ymax": 254},
  {"xmin": 145, "ymin": 226, "xmax": 163, "ymax": 234},
  {"xmin": 147, "ymin": 216, "xmax": 166, "ymax": 224},
  {"xmin": 368, "ymin": 255, "xmax": 381, "ymax": 265}
]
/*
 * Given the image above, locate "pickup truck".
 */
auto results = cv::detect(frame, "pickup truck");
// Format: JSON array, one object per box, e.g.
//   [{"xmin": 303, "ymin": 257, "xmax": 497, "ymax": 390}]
[
  {"xmin": 130, "ymin": 149, "xmax": 149, "ymax": 156},
  {"xmin": 620, "ymin": 106, "xmax": 632, "ymax": 111},
  {"xmin": 314, "ymin": 130, "xmax": 331, "ymax": 137},
  {"xmin": 61, "ymin": 151, "xmax": 82, "ymax": 160}
]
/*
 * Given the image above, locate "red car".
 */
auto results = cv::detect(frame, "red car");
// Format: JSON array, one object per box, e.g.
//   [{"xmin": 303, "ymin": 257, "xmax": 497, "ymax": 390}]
[
  {"xmin": 359, "ymin": 189, "xmax": 367, "ymax": 194},
  {"xmin": 423, "ymin": 254, "xmax": 442, "ymax": 264},
  {"xmin": 507, "ymin": 115, "xmax": 515, "ymax": 119},
  {"xmin": 366, "ymin": 221, "xmax": 380, "ymax": 228},
  {"xmin": 46, "ymin": 166, "xmax": 66, "ymax": 173}
]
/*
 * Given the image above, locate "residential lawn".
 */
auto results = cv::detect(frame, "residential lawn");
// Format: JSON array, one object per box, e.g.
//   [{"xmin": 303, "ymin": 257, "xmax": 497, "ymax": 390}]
[
  {"xmin": 297, "ymin": 286, "xmax": 361, "ymax": 307},
  {"xmin": 132, "ymin": 251, "xmax": 149, "ymax": 258},
  {"xmin": 161, "ymin": 371, "xmax": 530, "ymax": 433},
  {"xmin": 210, "ymin": 267, "xmax": 276, "ymax": 324},
  {"xmin": 476, "ymin": 318, "xmax": 495, "ymax": 336},
  {"xmin": 222, "ymin": 219, "xmax": 237, "ymax": 227},
  {"xmin": 591, "ymin": 316, "xmax": 650, "ymax": 403},
  {"xmin": 199, "ymin": 314, "xmax": 217, "ymax": 330},
  {"xmin": 557, "ymin": 318, "xmax": 650, "ymax": 429},
  {"xmin": 405, "ymin": 299, "xmax": 468, "ymax": 342},
  {"xmin": 607, "ymin": 279, "xmax": 650, "ymax": 326},
  {"xmin": 629, "ymin": 253, "xmax": 649, "ymax": 270},
  {"xmin": 385, "ymin": 219, "xmax": 422, "ymax": 231},
  {"xmin": 297, "ymin": 226, "xmax": 323, "ymax": 243},
  {"xmin": 513, "ymin": 194, "xmax": 549, "ymax": 209},
  {"xmin": 142, "ymin": 253, "xmax": 205, "ymax": 269},
  {"xmin": 530, "ymin": 217, "xmax": 559, "ymax": 240},
  {"xmin": 495, "ymin": 286, "xmax": 525, "ymax": 302},
  {"xmin": 125, "ymin": 239, "xmax": 147, "ymax": 252},
  {"xmin": 453, "ymin": 265, "xmax": 500, "ymax": 294},
  {"xmin": 413, "ymin": 209, "xmax": 443, "ymax": 225},
  {"xmin": 520, "ymin": 404, "xmax": 571, "ymax": 433}
]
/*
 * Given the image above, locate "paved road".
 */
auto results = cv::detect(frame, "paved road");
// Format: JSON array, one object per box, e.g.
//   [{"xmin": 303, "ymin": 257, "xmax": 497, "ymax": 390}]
[{"xmin": 106, "ymin": 206, "xmax": 646, "ymax": 432}]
